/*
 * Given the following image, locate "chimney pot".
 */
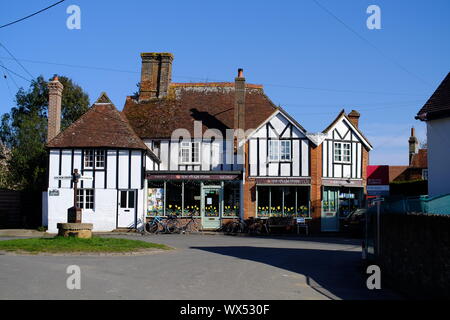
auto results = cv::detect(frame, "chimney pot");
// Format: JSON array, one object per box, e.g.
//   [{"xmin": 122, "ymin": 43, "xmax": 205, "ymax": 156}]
[{"xmin": 238, "ymin": 68, "xmax": 244, "ymax": 78}]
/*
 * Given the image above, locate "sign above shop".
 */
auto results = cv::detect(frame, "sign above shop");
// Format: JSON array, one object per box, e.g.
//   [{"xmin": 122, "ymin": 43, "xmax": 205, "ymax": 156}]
[
  {"xmin": 254, "ymin": 178, "xmax": 311, "ymax": 185},
  {"xmin": 146, "ymin": 173, "xmax": 241, "ymax": 181},
  {"xmin": 322, "ymin": 178, "xmax": 363, "ymax": 187}
]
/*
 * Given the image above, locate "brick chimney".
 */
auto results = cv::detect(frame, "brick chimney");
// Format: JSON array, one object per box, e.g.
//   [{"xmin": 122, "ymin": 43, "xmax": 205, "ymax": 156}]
[
  {"xmin": 348, "ymin": 110, "xmax": 360, "ymax": 128},
  {"xmin": 234, "ymin": 69, "xmax": 246, "ymax": 152},
  {"xmin": 47, "ymin": 75, "xmax": 63, "ymax": 142},
  {"xmin": 409, "ymin": 127, "xmax": 419, "ymax": 165},
  {"xmin": 139, "ymin": 52, "xmax": 173, "ymax": 101}
]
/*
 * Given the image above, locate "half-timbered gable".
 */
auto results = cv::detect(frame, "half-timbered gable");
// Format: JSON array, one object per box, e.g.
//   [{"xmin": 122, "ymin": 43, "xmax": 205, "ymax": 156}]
[
  {"xmin": 247, "ymin": 108, "xmax": 313, "ymax": 177},
  {"xmin": 321, "ymin": 110, "xmax": 372, "ymax": 180}
]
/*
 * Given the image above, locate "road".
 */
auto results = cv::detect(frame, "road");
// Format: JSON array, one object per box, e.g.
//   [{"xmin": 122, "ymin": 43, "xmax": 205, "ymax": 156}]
[{"xmin": 0, "ymin": 234, "xmax": 400, "ymax": 300}]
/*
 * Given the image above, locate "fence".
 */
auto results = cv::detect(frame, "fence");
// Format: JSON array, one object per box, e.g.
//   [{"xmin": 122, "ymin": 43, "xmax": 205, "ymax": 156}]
[{"xmin": 364, "ymin": 195, "xmax": 450, "ymax": 298}]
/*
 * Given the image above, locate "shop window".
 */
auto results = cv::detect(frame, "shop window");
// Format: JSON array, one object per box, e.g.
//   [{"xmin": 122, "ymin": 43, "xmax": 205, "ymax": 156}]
[
  {"xmin": 166, "ymin": 181, "xmax": 183, "ymax": 216},
  {"xmin": 223, "ymin": 181, "xmax": 240, "ymax": 217},
  {"xmin": 183, "ymin": 181, "xmax": 201, "ymax": 217},
  {"xmin": 76, "ymin": 189, "xmax": 94, "ymax": 210},
  {"xmin": 257, "ymin": 186, "xmax": 270, "ymax": 217},
  {"xmin": 334, "ymin": 142, "xmax": 351, "ymax": 163},
  {"xmin": 147, "ymin": 181, "xmax": 164, "ymax": 216},
  {"xmin": 270, "ymin": 187, "xmax": 283, "ymax": 216},
  {"xmin": 180, "ymin": 141, "xmax": 200, "ymax": 164},
  {"xmin": 257, "ymin": 186, "xmax": 310, "ymax": 218}
]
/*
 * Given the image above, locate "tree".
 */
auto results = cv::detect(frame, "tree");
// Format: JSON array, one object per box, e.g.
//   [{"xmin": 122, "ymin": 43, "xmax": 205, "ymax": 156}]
[{"xmin": 0, "ymin": 75, "xmax": 90, "ymax": 191}]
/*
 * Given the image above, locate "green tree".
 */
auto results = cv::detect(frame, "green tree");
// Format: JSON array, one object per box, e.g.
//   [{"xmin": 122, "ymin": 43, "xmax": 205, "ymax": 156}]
[{"xmin": 0, "ymin": 75, "xmax": 90, "ymax": 191}]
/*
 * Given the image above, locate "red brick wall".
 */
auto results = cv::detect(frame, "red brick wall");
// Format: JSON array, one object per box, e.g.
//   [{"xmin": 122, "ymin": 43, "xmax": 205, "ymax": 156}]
[
  {"xmin": 243, "ymin": 142, "xmax": 257, "ymax": 219},
  {"xmin": 309, "ymin": 143, "xmax": 322, "ymax": 232}
]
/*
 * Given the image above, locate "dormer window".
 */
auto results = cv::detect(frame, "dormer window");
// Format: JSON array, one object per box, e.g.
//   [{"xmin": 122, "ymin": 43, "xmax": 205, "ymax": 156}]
[
  {"xmin": 84, "ymin": 150, "xmax": 105, "ymax": 169},
  {"xmin": 179, "ymin": 141, "xmax": 200, "ymax": 164},
  {"xmin": 334, "ymin": 142, "xmax": 351, "ymax": 163}
]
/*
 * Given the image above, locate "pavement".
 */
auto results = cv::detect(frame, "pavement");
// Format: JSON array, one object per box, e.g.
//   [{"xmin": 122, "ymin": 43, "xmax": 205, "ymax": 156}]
[{"xmin": 0, "ymin": 233, "xmax": 401, "ymax": 300}]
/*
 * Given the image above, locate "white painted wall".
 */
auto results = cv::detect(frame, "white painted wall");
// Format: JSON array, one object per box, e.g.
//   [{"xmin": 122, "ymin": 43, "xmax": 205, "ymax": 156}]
[
  {"xmin": 248, "ymin": 113, "xmax": 310, "ymax": 177},
  {"xmin": 144, "ymin": 139, "xmax": 242, "ymax": 172},
  {"xmin": 322, "ymin": 118, "xmax": 363, "ymax": 179},
  {"xmin": 46, "ymin": 148, "xmax": 147, "ymax": 233},
  {"xmin": 427, "ymin": 118, "xmax": 450, "ymax": 196}
]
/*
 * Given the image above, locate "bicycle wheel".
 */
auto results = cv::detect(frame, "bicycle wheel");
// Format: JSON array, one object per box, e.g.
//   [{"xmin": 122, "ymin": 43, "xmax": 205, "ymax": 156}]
[
  {"xmin": 165, "ymin": 220, "xmax": 179, "ymax": 234},
  {"xmin": 146, "ymin": 221, "xmax": 158, "ymax": 233}
]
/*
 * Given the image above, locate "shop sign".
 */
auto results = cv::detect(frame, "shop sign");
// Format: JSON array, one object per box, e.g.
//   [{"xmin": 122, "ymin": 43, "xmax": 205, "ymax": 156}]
[
  {"xmin": 255, "ymin": 178, "xmax": 311, "ymax": 185},
  {"xmin": 146, "ymin": 173, "xmax": 240, "ymax": 181},
  {"xmin": 322, "ymin": 178, "xmax": 363, "ymax": 187}
]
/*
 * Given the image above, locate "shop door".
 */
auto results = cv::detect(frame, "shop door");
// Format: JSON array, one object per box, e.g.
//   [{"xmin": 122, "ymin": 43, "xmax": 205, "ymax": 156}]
[
  {"xmin": 321, "ymin": 188, "xmax": 339, "ymax": 232},
  {"xmin": 117, "ymin": 190, "xmax": 136, "ymax": 228},
  {"xmin": 201, "ymin": 187, "xmax": 222, "ymax": 229}
]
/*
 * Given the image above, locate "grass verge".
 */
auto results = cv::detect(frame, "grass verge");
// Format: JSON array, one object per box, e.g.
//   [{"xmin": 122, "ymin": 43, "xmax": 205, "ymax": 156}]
[{"xmin": 0, "ymin": 236, "xmax": 171, "ymax": 254}]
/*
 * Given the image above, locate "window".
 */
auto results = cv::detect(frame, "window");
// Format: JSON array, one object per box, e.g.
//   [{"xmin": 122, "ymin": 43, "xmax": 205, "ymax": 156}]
[
  {"xmin": 334, "ymin": 142, "xmax": 351, "ymax": 163},
  {"xmin": 223, "ymin": 181, "xmax": 240, "ymax": 217},
  {"xmin": 269, "ymin": 140, "xmax": 291, "ymax": 162},
  {"xmin": 179, "ymin": 141, "xmax": 200, "ymax": 164},
  {"xmin": 84, "ymin": 150, "xmax": 105, "ymax": 169},
  {"xmin": 76, "ymin": 189, "xmax": 94, "ymax": 209},
  {"xmin": 257, "ymin": 186, "xmax": 310, "ymax": 218},
  {"xmin": 280, "ymin": 140, "xmax": 291, "ymax": 161}
]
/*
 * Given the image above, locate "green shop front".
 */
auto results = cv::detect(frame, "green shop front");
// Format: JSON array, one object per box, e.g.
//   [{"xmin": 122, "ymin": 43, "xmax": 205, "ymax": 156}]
[
  {"xmin": 146, "ymin": 172, "xmax": 242, "ymax": 230},
  {"xmin": 321, "ymin": 178, "xmax": 365, "ymax": 232}
]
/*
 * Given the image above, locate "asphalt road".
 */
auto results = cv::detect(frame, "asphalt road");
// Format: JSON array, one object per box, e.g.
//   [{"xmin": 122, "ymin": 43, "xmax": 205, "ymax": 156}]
[{"xmin": 0, "ymin": 234, "xmax": 400, "ymax": 300}]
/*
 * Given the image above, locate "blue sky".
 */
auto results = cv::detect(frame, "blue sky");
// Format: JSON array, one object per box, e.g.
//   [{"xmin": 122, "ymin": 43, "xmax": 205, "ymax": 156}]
[{"xmin": 0, "ymin": 0, "xmax": 449, "ymax": 165}]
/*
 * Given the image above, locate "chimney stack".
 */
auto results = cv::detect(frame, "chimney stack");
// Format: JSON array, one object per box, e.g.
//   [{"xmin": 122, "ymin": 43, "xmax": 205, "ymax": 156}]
[
  {"xmin": 409, "ymin": 127, "xmax": 419, "ymax": 165},
  {"xmin": 139, "ymin": 52, "xmax": 173, "ymax": 101},
  {"xmin": 234, "ymin": 69, "xmax": 246, "ymax": 152},
  {"xmin": 348, "ymin": 110, "xmax": 360, "ymax": 128},
  {"xmin": 47, "ymin": 75, "xmax": 63, "ymax": 142}
]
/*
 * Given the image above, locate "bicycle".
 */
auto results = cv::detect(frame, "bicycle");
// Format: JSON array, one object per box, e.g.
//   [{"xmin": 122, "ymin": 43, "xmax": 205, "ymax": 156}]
[
  {"xmin": 178, "ymin": 213, "xmax": 201, "ymax": 234},
  {"xmin": 224, "ymin": 216, "xmax": 246, "ymax": 234},
  {"xmin": 246, "ymin": 217, "xmax": 269, "ymax": 235},
  {"xmin": 145, "ymin": 215, "xmax": 178, "ymax": 234}
]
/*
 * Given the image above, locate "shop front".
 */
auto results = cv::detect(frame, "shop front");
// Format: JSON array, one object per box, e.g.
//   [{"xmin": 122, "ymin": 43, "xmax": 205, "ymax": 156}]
[
  {"xmin": 145, "ymin": 172, "xmax": 241, "ymax": 230},
  {"xmin": 254, "ymin": 178, "xmax": 311, "ymax": 219},
  {"xmin": 321, "ymin": 179, "xmax": 365, "ymax": 232}
]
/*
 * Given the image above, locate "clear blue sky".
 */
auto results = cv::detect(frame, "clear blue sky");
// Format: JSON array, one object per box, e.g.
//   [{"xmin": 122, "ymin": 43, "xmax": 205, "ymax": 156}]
[{"xmin": 1, "ymin": 0, "xmax": 449, "ymax": 165}]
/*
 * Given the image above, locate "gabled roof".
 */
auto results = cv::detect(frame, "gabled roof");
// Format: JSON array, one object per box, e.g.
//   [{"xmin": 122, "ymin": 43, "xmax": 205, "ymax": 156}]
[
  {"xmin": 416, "ymin": 72, "xmax": 450, "ymax": 121},
  {"xmin": 122, "ymin": 83, "xmax": 277, "ymax": 139},
  {"xmin": 322, "ymin": 109, "xmax": 373, "ymax": 150},
  {"xmin": 47, "ymin": 93, "xmax": 159, "ymax": 161},
  {"xmin": 245, "ymin": 107, "xmax": 316, "ymax": 144}
]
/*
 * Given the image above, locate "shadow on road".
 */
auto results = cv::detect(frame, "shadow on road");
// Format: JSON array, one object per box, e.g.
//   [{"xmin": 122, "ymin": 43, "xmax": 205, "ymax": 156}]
[{"xmin": 191, "ymin": 245, "xmax": 400, "ymax": 300}]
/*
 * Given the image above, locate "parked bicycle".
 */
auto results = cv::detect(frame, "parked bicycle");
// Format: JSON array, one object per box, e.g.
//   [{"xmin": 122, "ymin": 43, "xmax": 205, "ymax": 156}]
[
  {"xmin": 177, "ymin": 213, "xmax": 201, "ymax": 234},
  {"xmin": 145, "ymin": 215, "xmax": 178, "ymax": 234},
  {"xmin": 246, "ymin": 217, "xmax": 269, "ymax": 235},
  {"xmin": 223, "ymin": 216, "xmax": 247, "ymax": 234}
]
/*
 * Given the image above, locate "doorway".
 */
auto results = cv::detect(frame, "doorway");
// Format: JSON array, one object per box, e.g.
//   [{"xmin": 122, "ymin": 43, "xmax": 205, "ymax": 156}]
[
  {"xmin": 321, "ymin": 187, "xmax": 339, "ymax": 232},
  {"xmin": 201, "ymin": 186, "xmax": 222, "ymax": 230},
  {"xmin": 117, "ymin": 190, "xmax": 136, "ymax": 228}
]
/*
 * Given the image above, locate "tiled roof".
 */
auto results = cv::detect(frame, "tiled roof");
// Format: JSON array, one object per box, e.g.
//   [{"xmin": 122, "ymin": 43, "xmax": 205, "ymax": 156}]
[
  {"xmin": 123, "ymin": 83, "xmax": 277, "ymax": 139},
  {"xmin": 47, "ymin": 93, "xmax": 151, "ymax": 151},
  {"xmin": 389, "ymin": 166, "xmax": 408, "ymax": 182},
  {"xmin": 417, "ymin": 72, "xmax": 450, "ymax": 121},
  {"xmin": 410, "ymin": 149, "xmax": 428, "ymax": 168}
]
